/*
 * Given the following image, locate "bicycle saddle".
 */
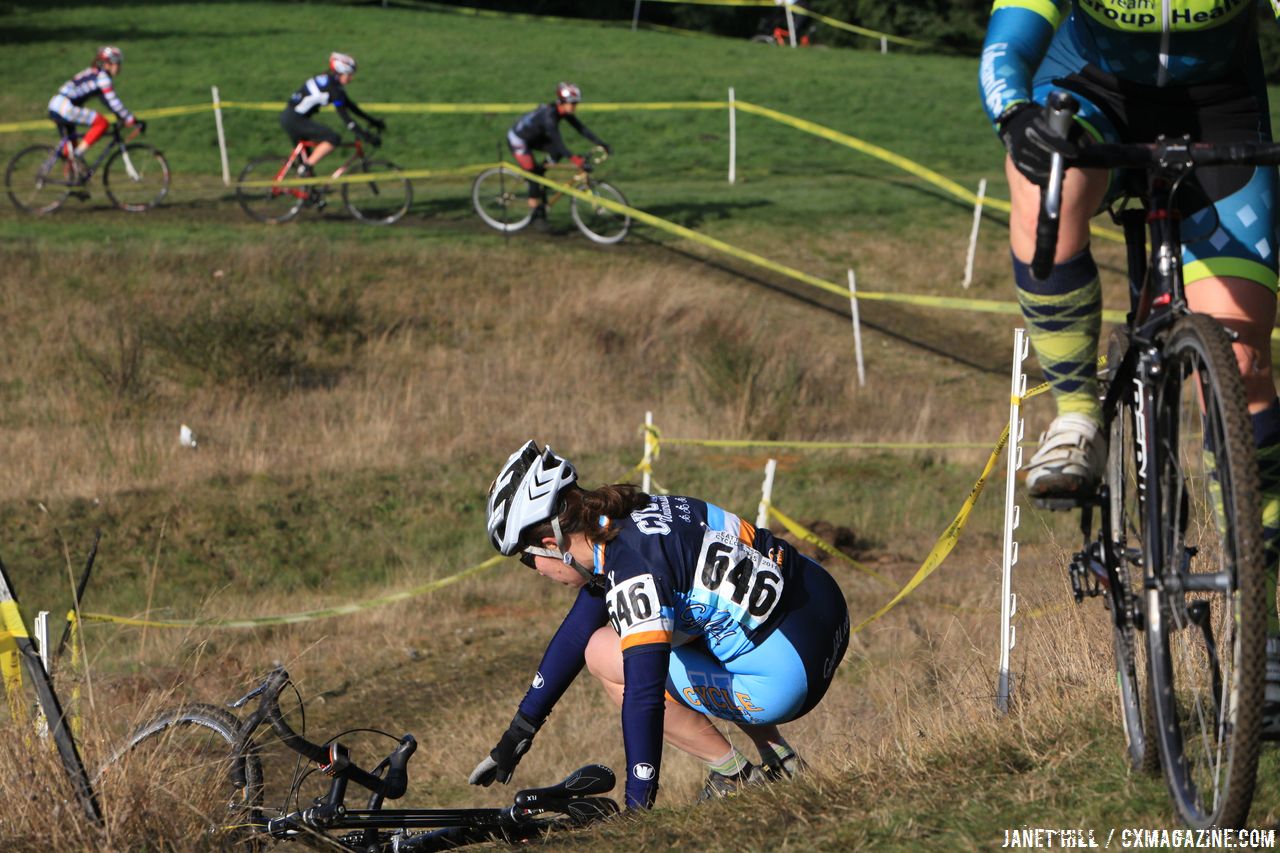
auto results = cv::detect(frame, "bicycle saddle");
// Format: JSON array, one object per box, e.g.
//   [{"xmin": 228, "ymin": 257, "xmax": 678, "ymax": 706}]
[{"xmin": 514, "ymin": 764, "xmax": 615, "ymax": 807}]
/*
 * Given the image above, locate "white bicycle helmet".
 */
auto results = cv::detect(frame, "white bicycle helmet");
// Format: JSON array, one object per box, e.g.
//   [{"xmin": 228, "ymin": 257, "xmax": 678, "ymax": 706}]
[
  {"xmin": 487, "ymin": 441, "xmax": 578, "ymax": 556},
  {"xmin": 96, "ymin": 46, "xmax": 123, "ymax": 68},
  {"xmin": 329, "ymin": 52, "xmax": 358, "ymax": 75},
  {"xmin": 555, "ymin": 82, "xmax": 582, "ymax": 104}
]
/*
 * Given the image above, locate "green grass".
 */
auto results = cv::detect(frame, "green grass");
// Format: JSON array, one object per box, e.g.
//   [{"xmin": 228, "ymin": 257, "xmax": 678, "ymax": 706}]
[{"xmin": 0, "ymin": 0, "xmax": 1003, "ymax": 244}]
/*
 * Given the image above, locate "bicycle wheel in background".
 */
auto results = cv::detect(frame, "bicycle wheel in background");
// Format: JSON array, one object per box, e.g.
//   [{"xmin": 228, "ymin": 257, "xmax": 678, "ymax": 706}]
[
  {"xmin": 236, "ymin": 156, "xmax": 305, "ymax": 224},
  {"xmin": 342, "ymin": 159, "xmax": 412, "ymax": 225},
  {"xmin": 1103, "ymin": 330, "xmax": 1158, "ymax": 776},
  {"xmin": 1144, "ymin": 312, "xmax": 1264, "ymax": 829},
  {"xmin": 472, "ymin": 166, "xmax": 534, "ymax": 232},
  {"xmin": 103, "ymin": 144, "xmax": 170, "ymax": 212},
  {"xmin": 95, "ymin": 704, "xmax": 263, "ymax": 847},
  {"xmin": 571, "ymin": 180, "xmax": 630, "ymax": 245},
  {"xmin": 5, "ymin": 144, "xmax": 73, "ymax": 215}
]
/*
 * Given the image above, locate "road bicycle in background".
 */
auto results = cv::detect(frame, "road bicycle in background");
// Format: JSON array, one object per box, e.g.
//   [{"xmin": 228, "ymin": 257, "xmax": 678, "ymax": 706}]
[
  {"xmin": 236, "ymin": 133, "xmax": 412, "ymax": 226},
  {"xmin": 95, "ymin": 667, "xmax": 618, "ymax": 851},
  {"xmin": 1034, "ymin": 92, "xmax": 1275, "ymax": 828},
  {"xmin": 471, "ymin": 145, "xmax": 630, "ymax": 244},
  {"xmin": 5, "ymin": 123, "xmax": 170, "ymax": 215}
]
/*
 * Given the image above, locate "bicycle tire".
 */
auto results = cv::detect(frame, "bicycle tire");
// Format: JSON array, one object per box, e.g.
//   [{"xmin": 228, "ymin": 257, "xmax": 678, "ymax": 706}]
[
  {"xmin": 472, "ymin": 166, "xmax": 534, "ymax": 232},
  {"xmin": 236, "ymin": 156, "xmax": 305, "ymax": 224},
  {"xmin": 1144, "ymin": 312, "xmax": 1265, "ymax": 829},
  {"xmin": 95, "ymin": 704, "xmax": 264, "ymax": 847},
  {"xmin": 1104, "ymin": 330, "xmax": 1159, "ymax": 776},
  {"xmin": 342, "ymin": 158, "xmax": 412, "ymax": 225},
  {"xmin": 570, "ymin": 179, "xmax": 630, "ymax": 245},
  {"xmin": 103, "ymin": 143, "xmax": 170, "ymax": 212},
  {"xmin": 5, "ymin": 144, "xmax": 73, "ymax": 215}
]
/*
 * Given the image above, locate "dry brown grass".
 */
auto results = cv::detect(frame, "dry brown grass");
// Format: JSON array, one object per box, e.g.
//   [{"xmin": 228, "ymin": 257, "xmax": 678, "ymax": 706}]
[{"xmin": 0, "ymin": 224, "xmax": 1146, "ymax": 848}]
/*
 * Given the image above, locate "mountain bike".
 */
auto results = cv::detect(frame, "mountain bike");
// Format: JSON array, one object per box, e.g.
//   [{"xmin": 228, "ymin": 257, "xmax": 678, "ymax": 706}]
[
  {"xmin": 471, "ymin": 146, "xmax": 630, "ymax": 244},
  {"xmin": 95, "ymin": 667, "xmax": 618, "ymax": 851},
  {"xmin": 236, "ymin": 133, "xmax": 412, "ymax": 226},
  {"xmin": 1038, "ymin": 92, "xmax": 1274, "ymax": 828},
  {"xmin": 5, "ymin": 123, "xmax": 170, "ymax": 215}
]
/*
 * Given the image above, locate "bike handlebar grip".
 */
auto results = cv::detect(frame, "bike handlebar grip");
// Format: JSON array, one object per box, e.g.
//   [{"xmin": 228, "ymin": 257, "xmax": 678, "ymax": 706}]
[
  {"xmin": 1030, "ymin": 205, "xmax": 1059, "ymax": 281},
  {"xmin": 1030, "ymin": 91, "xmax": 1081, "ymax": 282},
  {"xmin": 1043, "ymin": 90, "xmax": 1078, "ymax": 139},
  {"xmin": 377, "ymin": 735, "xmax": 417, "ymax": 801}
]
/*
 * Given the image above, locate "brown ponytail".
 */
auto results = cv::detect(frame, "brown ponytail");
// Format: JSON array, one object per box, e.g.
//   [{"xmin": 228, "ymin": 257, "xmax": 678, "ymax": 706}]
[{"xmin": 521, "ymin": 483, "xmax": 651, "ymax": 548}]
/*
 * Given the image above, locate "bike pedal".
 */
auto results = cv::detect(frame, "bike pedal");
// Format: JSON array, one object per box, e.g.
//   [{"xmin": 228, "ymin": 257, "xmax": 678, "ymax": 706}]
[{"xmin": 1031, "ymin": 494, "xmax": 1088, "ymax": 512}]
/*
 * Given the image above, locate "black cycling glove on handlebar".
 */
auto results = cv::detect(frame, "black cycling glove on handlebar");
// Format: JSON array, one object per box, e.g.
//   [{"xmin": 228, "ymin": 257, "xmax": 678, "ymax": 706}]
[
  {"xmin": 999, "ymin": 102, "xmax": 1083, "ymax": 187},
  {"xmin": 469, "ymin": 711, "xmax": 540, "ymax": 786}
]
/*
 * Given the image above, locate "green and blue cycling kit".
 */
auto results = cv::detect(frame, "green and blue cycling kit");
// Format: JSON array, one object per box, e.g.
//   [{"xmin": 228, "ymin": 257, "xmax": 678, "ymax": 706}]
[
  {"xmin": 980, "ymin": 0, "xmax": 1280, "ymax": 289},
  {"xmin": 512, "ymin": 495, "xmax": 848, "ymax": 810}
]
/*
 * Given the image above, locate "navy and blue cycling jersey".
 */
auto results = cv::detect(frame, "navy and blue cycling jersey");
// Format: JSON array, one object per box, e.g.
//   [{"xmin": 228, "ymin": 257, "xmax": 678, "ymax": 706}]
[
  {"xmin": 287, "ymin": 74, "xmax": 352, "ymax": 118},
  {"xmin": 509, "ymin": 103, "xmax": 604, "ymax": 162},
  {"xmin": 980, "ymin": 0, "xmax": 1280, "ymax": 127},
  {"xmin": 511, "ymin": 494, "xmax": 846, "ymax": 809}
]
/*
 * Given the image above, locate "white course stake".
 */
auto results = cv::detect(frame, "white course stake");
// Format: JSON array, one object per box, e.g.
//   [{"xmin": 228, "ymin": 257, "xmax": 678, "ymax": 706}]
[
  {"xmin": 756, "ymin": 458, "xmax": 777, "ymax": 529},
  {"xmin": 996, "ymin": 329, "xmax": 1029, "ymax": 714},
  {"xmin": 962, "ymin": 178, "xmax": 987, "ymax": 289},
  {"xmin": 34, "ymin": 610, "xmax": 49, "ymax": 738},
  {"xmin": 848, "ymin": 269, "xmax": 866, "ymax": 387},
  {"xmin": 213, "ymin": 85, "xmax": 231, "ymax": 187},
  {"xmin": 784, "ymin": 3, "xmax": 797, "ymax": 47},
  {"xmin": 642, "ymin": 411, "xmax": 654, "ymax": 494},
  {"xmin": 632, "ymin": 0, "xmax": 642, "ymax": 31},
  {"xmin": 880, "ymin": 36, "xmax": 888, "ymax": 54},
  {"xmin": 728, "ymin": 87, "xmax": 737, "ymax": 186}
]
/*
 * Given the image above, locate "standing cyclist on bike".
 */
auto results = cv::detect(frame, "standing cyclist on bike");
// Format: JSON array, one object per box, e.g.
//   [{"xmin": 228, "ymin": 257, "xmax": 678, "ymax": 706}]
[
  {"xmin": 508, "ymin": 83, "xmax": 611, "ymax": 225},
  {"xmin": 280, "ymin": 52, "xmax": 385, "ymax": 179},
  {"xmin": 47, "ymin": 46, "xmax": 142, "ymax": 162},
  {"xmin": 980, "ymin": 1, "xmax": 1280, "ymax": 725},
  {"xmin": 471, "ymin": 442, "xmax": 849, "ymax": 810}
]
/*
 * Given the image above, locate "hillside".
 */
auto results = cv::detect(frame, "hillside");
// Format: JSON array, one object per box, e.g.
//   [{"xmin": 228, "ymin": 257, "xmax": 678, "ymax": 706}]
[{"xmin": 4, "ymin": 3, "xmax": 1280, "ymax": 850}]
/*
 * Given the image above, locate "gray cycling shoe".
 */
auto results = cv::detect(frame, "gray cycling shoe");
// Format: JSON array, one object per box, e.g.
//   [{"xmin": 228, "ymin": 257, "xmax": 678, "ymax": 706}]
[
  {"xmin": 1264, "ymin": 636, "xmax": 1280, "ymax": 741},
  {"xmin": 761, "ymin": 751, "xmax": 807, "ymax": 782},
  {"xmin": 697, "ymin": 762, "xmax": 766, "ymax": 802},
  {"xmin": 1025, "ymin": 413, "xmax": 1106, "ymax": 510}
]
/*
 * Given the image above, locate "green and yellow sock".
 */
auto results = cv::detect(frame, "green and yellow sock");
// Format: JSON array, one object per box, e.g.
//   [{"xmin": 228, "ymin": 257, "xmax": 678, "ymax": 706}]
[{"xmin": 1013, "ymin": 249, "xmax": 1103, "ymax": 424}]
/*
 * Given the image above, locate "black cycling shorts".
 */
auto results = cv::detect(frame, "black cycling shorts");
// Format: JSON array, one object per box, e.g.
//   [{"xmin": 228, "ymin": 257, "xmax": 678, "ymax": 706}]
[{"xmin": 279, "ymin": 110, "xmax": 341, "ymax": 146}]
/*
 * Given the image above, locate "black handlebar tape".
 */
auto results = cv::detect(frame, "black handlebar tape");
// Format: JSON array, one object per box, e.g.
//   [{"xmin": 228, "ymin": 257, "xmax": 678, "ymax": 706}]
[{"xmin": 1030, "ymin": 92, "xmax": 1080, "ymax": 281}]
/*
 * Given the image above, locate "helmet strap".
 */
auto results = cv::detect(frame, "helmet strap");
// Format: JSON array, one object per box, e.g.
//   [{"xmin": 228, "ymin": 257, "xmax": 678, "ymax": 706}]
[{"xmin": 551, "ymin": 516, "xmax": 596, "ymax": 584}]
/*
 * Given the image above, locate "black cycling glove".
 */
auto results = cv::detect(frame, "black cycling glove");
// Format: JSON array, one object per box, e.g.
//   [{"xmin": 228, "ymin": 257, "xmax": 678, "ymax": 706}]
[
  {"xmin": 468, "ymin": 711, "xmax": 539, "ymax": 786},
  {"xmin": 998, "ymin": 102, "xmax": 1083, "ymax": 187}
]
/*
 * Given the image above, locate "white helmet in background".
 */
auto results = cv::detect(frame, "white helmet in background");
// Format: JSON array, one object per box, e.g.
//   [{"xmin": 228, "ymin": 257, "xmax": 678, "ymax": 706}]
[
  {"xmin": 555, "ymin": 82, "xmax": 582, "ymax": 104},
  {"xmin": 329, "ymin": 52, "xmax": 358, "ymax": 75}
]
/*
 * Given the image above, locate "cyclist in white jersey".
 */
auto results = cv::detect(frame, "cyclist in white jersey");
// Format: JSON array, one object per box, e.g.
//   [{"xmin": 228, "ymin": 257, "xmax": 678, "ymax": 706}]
[{"xmin": 47, "ymin": 46, "xmax": 141, "ymax": 160}]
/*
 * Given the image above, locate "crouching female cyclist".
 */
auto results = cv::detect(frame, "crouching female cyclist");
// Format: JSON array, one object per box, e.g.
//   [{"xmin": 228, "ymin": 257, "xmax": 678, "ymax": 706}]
[{"xmin": 471, "ymin": 441, "xmax": 850, "ymax": 810}]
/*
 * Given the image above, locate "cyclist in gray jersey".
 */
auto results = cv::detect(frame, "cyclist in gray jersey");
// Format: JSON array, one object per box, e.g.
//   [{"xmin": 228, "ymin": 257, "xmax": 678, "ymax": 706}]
[{"xmin": 508, "ymin": 83, "xmax": 611, "ymax": 223}]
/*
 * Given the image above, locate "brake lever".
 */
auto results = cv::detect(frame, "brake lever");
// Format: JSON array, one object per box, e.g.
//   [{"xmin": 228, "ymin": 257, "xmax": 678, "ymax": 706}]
[{"xmin": 1031, "ymin": 91, "xmax": 1079, "ymax": 281}]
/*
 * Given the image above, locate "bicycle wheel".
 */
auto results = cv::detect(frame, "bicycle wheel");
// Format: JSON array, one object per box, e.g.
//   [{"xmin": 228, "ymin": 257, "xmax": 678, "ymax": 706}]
[
  {"xmin": 103, "ymin": 144, "xmax": 170, "ymax": 212},
  {"xmin": 236, "ymin": 156, "xmax": 305, "ymax": 224},
  {"xmin": 1144, "ymin": 312, "xmax": 1265, "ymax": 829},
  {"xmin": 95, "ymin": 704, "xmax": 263, "ymax": 846},
  {"xmin": 570, "ymin": 179, "xmax": 630, "ymax": 245},
  {"xmin": 342, "ymin": 158, "xmax": 412, "ymax": 225},
  {"xmin": 472, "ymin": 166, "xmax": 533, "ymax": 232},
  {"xmin": 1104, "ymin": 331, "xmax": 1159, "ymax": 775},
  {"xmin": 5, "ymin": 144, "xmax": 73, "ymax": 215}
]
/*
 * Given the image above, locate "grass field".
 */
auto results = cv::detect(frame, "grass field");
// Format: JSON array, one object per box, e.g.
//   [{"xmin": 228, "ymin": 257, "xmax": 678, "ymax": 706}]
[{"xmin": 6, "ymin": 2, "xmax": 1280, "ymax": 850}]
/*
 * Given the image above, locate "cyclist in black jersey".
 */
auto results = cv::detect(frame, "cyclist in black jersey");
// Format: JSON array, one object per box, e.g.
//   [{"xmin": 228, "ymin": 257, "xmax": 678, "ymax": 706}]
[
  {"xmin": 508, "ymin": 83, "xmax": 611, "ymax": 224},
  {"xmin": 471, "ymin": 443, "xmax": 849, "ymax": 809},
  {"xmin": 280, "ymin": 52, "xmax": 385, "ymax": 178}
]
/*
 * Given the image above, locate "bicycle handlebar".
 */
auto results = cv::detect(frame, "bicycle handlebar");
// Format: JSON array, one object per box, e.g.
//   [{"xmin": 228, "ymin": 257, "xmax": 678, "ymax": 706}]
[
  {"xmin": 251, "ymin": 668, "xmax": 417, "ymax": 800},
  {"xmin": 1032, "ymin": 91, "xmax": 1280, "ymax": 281}
]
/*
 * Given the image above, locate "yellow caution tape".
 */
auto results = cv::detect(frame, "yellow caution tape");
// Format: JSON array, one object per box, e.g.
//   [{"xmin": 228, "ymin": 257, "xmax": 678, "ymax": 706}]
[
  {"xmin": 764, "ymin": 503, "xmax": 892, "ymax": 585},
  {"xmin": 82, "ymin": 556, "xmax": 502, "ymax": 630},
  {"xmin": 850, "ymin": 421, "xmax": 1008, "ymax": 634},
  {"xmin": 734, "ymin": 99, "xmax": 1123, "ymax": 244},
  {"xmin": 236, "ymin": 162, "xmax": 495, "ymax": 189},
  {"xmin": 791, "ymin": 5, "xmax": 931, "ymax": 48},
  {"xmin": 0, "ymin": 600, "xmax": 29, "ymax": 639},
  {"xmin": 657, "ymin": 437, "xmax": 1004, "ymax": 451}
]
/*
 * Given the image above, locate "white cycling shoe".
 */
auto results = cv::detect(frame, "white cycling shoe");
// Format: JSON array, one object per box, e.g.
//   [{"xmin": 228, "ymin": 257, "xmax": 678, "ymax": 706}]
[{"xmin": 1025, "ymin": 413, "xmax": 1106, "ymax": 510}]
